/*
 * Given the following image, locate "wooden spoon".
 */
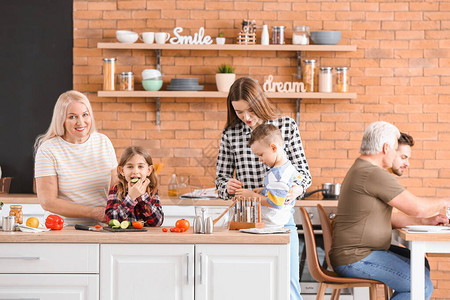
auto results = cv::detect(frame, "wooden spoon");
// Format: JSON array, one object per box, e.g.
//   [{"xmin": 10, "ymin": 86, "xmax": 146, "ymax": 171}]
[{"xmin": 213, "ymin": 199, "xmax": 238, "ymax": 225}]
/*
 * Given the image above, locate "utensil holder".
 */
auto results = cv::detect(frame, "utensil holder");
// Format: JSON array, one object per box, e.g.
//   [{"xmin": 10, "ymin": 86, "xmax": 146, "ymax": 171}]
[
  {"xmin": 229, "ymin": 221, "xmax": 264, "ymax": 230},
  {"xmin": 0, "ymin": 177, "xmax": 12, "ymax": 194}
]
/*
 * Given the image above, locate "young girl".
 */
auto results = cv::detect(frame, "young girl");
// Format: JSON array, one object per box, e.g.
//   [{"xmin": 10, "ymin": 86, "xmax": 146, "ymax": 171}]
[{"xmin": 105, "ymin": 146, "xmax": 164, "ymax": 226}]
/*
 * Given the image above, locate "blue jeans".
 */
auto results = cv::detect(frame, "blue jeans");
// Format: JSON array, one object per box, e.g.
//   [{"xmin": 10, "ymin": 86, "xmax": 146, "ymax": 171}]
[
  {"xmin": 334, "ymin": 248, "xmax": 433, "ymax": 300},
  {"xmin": 285, "ymin": 216, "xmax": 303, "ymax": 300}
]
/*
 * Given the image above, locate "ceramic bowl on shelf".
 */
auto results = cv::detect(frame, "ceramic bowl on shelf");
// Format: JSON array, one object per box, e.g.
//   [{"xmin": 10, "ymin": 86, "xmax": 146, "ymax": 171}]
[
  {"xmin": 310, "ymin": 31, "xmax": 341, "ymax": 45},
  {"xmin": 142, "ymin": 79, "xmax": 163, "ymax": 91},
  {"xmin": 116, "ymin": 30, "xmax": 139, "ymax": 43},
  {"xmin": 142, "ymin": 69, "xmax": 162, "ymax": 80}
]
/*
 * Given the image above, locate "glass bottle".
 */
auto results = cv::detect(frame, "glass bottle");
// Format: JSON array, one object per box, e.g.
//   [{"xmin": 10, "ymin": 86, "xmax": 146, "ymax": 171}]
[
  {"xmin": 292, "ymin": 25, "xmax": 309, "ymax": 45},
  {"xmin": 9, "ymin": 205, "xmax": 23, "ymax": 224},
  {"xmin": 119, "ymin": 72, "xmax": 134, "ymax": 91},
  {"xmin": 335, "ymin": 67, "xmax": 349, "ymax": 92},
  {"xmin": 272, "ymin": 26, "xmax": 285, "ymax": 45},
  {"xmin": 168, "ymin": 174, "xmax": 178, "ymax": 197},
  {"xmin": 302, "ymin": 60, "xmax": 317, "ymax": 92},
  {"xmin": 103, "ymin": 58, "xmax": 116, "ymax": 91},
  {"xmin": 319, "ymin": 67, "xmax": 333, "ymax": 93}
]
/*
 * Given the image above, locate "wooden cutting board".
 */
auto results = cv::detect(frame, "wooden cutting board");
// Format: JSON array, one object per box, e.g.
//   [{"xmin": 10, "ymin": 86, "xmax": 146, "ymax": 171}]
[{"xmin": 103, "ymin": 227, "xmax": 147, "ymax": 232}]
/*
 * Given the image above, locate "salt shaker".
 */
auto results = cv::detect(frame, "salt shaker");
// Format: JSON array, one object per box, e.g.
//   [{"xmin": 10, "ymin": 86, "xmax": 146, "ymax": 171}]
[
  {"xmin": 193, "ymin": 216, "xmax": 204, "ymax": 234},
  {"xmin": 204, "ymin": 217, "xmax": 214, "ymax": 234}
]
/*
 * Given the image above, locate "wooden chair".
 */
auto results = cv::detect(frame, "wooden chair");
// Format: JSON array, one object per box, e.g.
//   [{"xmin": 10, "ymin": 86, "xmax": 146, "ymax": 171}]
[
  {"xmin": 299, "ymin": 206, "xmax": 384, "ymax": 300},
  {"xmin": 316, "ymin": 204, "xmax": 391, "ymax": 299}
]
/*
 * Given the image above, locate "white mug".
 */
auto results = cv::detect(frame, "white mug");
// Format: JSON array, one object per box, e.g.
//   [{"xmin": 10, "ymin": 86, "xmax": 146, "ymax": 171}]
[
  {"xmin": 139, "ymin": 32, "xmax": 155, "ymax": 44},
  {"xmin": 155, "ymin": 32, "xmax": 170, "ymax": 44}
]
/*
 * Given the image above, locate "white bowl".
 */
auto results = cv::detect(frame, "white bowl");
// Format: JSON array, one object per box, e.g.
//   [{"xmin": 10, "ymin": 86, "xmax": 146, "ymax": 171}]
[
  {"xmin": 116, "ymin": 30, "xmax": 139, "ymax": 43},
  {"xmin": 142, "ymin": 69, "xmax": 162, "ymax": 80}
]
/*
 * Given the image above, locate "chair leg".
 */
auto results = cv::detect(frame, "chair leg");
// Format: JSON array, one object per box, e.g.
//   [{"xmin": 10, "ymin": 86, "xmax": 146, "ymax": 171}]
[
  {"xmin": 331, "ymin": 288, "xmax": 341, "ymax": 300},
  {"xmin": 316, "ymin": 283, "xmax": 327, "ymax": 300},
  {"xmin": 369, "ymin": 283, "xmax": 377, "ymax": 300}
]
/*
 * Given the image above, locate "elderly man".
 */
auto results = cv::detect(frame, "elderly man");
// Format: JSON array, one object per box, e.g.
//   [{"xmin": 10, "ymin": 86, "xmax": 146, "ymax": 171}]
[{"xmin": 329, "ymin": 121, "xmax": 450, "ymax": 300}]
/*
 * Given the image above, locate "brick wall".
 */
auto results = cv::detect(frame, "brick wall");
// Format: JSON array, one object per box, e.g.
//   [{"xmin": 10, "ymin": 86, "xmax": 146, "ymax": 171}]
[{"xmin": 73, "ymin": 1, "xmax": 450, "ymax": 297}]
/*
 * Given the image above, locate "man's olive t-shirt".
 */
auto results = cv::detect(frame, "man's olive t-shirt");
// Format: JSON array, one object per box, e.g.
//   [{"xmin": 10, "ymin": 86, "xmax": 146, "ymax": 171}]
[{"xmin": 329, "ymin": 158, "xmax": 405, "ymax": 267}]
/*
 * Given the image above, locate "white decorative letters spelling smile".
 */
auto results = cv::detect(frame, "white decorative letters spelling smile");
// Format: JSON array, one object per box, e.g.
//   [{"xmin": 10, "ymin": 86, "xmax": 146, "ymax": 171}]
[
  {"xmin": 263, "ymin": 75, "xmax": 306, "ymax": 93},
  {"xmin": 170, "ymin": 27, "xmax": 213, "ymax": 45}
]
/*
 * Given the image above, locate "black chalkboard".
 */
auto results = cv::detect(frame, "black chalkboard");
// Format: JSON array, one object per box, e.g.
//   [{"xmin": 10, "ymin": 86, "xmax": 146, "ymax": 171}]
[{"xmin": 0, "ymin": 0, "xmax": 73, "ymax": 193}]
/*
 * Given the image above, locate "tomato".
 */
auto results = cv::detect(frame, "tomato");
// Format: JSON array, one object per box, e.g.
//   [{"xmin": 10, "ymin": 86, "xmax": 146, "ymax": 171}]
[
  {"xmin": 162, "ymin": 228, "xmax": 168, "ymax": 232},
  {"xmin": 173, "ymin": 228, "xmax": 181, "ymax": 232},
  {"xmin": 94, "ymin": 224, "xmax": 101, "ymax": 230},
  {"xmin": 179, "ymin": 228, "xmax": 186, "ymax": 232},
  {"xmin": 132, "ymin": 221, "xmax": 145, "ymax": 229},
  {"xmin": 175, "ymin": 219, "xmax": 190, "ymax": 231},
  {"xmin": 170, "ymin": 227, "xmax": 175, "ymax": 232}
]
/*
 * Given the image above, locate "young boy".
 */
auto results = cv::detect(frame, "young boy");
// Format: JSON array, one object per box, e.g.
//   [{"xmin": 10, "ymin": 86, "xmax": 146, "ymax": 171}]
[{"xmin": 235, "ymin": 123, "xmax": 302, "ymax": 227}]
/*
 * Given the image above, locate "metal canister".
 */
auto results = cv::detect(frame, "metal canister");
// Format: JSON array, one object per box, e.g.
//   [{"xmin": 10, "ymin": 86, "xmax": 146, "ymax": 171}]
[
  {"xmin": 272, "ymin": 26, "xmax": 285, "ymax": 45},
  {"xmin": 119, "ymin": 72, "xmax": 134, "ymax": 91},
  {"xmin": 2, "ymin": 216, "xmax": 16, "ymax": 232},
  {"xmin": 335, "ymin": 67, "xmax": 349, "ymax": 92},
  {"xmin": 204, "ymin": 217, "xmax": 214, "ymax": 234}
]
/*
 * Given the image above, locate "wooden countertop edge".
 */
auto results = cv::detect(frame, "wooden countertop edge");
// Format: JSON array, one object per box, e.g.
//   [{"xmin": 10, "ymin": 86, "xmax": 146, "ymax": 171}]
[
  {"xmin": 0, "ymin": 194, "xmax": 338, "ymax": 207},
  {"xmin": 0, "ymin": 227, "xmax": 290, "ymax": 244}
]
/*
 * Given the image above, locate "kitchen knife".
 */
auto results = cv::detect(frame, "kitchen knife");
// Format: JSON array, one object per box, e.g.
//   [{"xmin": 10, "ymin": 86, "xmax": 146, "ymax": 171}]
[{"xmin": 74, "ymin": 224, "xmax": 111, "ymax": 233}]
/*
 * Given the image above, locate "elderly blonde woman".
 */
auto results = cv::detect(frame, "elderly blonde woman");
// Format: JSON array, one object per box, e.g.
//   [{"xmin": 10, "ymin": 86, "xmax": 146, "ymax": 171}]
[{"xmin": 34, "ymin": 90, "xmax": 117, "ymax": 225}]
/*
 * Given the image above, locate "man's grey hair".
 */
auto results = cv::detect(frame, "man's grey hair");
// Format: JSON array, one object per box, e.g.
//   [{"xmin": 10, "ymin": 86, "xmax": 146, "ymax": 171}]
[{"xmin": 360, "ymin": 121, "xmax": 400, "ymax": 155}]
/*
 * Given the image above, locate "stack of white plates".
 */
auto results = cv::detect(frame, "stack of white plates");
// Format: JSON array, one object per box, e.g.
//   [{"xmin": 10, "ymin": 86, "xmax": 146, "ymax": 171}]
[{"xmin": 167, "ymin": 78, "xmax": 203, "ymax": 91}]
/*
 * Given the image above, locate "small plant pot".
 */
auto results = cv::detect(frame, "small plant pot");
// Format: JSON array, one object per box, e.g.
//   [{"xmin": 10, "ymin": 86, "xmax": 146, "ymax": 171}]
[
  {"xmin": 216, "ymin": 37, "xmax": 226, "ymax": 45},
  {"xmin": 216, "ymin": 73, "xmax": 236, "ymax": 92}
]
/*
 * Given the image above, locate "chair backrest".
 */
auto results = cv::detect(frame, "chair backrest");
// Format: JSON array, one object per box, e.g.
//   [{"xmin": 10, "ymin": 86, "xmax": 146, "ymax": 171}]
[
  {"xmin": 299, "ymin": 206, "xmax": 331, "ymax": 283},
  {"xmin": 317, "ymin": 204, "xmax": 334, "ymax": 271}
]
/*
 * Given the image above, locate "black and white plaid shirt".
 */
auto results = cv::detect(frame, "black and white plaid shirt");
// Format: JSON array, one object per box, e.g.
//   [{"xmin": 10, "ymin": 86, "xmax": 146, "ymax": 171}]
[{"xmin": 215, "ymin": 116, "xmax": 312, "ymax": 200}]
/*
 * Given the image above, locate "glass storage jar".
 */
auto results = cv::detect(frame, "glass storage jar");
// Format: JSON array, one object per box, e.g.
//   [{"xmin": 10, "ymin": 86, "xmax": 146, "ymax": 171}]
[
  {"xmin": 302, "ymin": 60, "xmax": 317, "ymax": 92},
  {"xmin": 9, "ymin": 204, "xmax": 23, "ymax": 224},
  {"xmin": 272, "ymin": 26, "xmax": 285, "ymax": 45},
  {"xmin": 335, "ymin": 67, "xmax": 349, "ymax": 92},
  {"xmin": 119, "ymin": 72, "xmax": 134, "ymax": 91},
  {"xmin": 292, "ymin": 25, "xmax": 309, "ymax": 45},
  {"xmin": 319, "ymin": 67, "xmax": 333, "ymax": 92},
  {"xmin": 103, "ymin": 58, "xmax": 116, "ymax": 91}
]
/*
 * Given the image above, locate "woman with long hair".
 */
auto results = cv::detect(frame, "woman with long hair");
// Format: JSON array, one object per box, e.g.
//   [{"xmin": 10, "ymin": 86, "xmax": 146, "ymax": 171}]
[
  {"xmin": 34, "ymin": 90, "xmax": 118, "ymax": 225},
  {"xmin": 215, "ymin": 77, "xmax": 312, "ymax": 300}
]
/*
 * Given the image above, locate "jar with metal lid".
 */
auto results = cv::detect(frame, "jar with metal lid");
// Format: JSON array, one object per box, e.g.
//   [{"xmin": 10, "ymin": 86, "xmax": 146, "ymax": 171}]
[
  {"xmin": 272, "ymin": 26, "xmax": 285, "ymax": 45},
  {"xmin": 9, "ymin": 204, "xmax": 23, "ymax": 224},
  {"xmin": 335, "ymin": 67, "xmax": 349, "ymax": 92},
  {"xmin": 119, "ymin": 72, "xmax": 134, "ymax": 91},
  {"xmin": 302, "ymin": 60, "xmax": 317, "ymax": 92},
  {"xmin": 103, "ymin": 58, "xmax": 116, "ymax": 91},
  {"xmin": 292, "ymin": 25, "xmax": 309, "ymax": 45},
  {"xmin": 319, "ymin": 67, "xmax": 333, "ymax": 92}
]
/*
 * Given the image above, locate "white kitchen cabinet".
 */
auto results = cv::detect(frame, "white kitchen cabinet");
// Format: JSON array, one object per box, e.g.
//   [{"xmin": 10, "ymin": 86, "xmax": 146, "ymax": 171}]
[
  {"xmin": 100, "ymin": 244, "xmax": 195, "ymax": 300},
  {"xmin": 100, "ymin": 243, "xmax": 289, "ymax": 300},
  {"xmin": 195, "ymin": 244, "xmax": 289, "ymax": 300},
  {"xmin": 0, "ymin": 274, "xmax": 98, "ymax": 300}
]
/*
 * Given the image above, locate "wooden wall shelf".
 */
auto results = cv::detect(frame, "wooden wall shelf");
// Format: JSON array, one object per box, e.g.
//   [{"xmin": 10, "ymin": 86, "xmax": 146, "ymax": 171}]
[
  {"xmin": 97, "ymin": 43, "xmax": 357, "ymax": 52},
  {"xmin": 98, "ymin": 91, "xmax": 356, "ymax": 99}
]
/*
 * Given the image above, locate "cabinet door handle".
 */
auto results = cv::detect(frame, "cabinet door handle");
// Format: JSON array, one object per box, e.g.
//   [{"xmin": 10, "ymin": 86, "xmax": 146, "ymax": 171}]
[
  {"xmin": 199, "ymin": 252, "xmax": 203, "ymax": 284},
  {"xmin": 186, "ymin": 253, "xmax": 189, "ymax": 284},
  {"xmin": 0, "ymin": 257, "xmax": 40, "ymax": 260}
]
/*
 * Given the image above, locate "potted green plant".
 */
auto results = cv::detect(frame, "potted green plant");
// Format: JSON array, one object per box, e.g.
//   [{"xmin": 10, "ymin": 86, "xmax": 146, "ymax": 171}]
[
  {"xmin": 216, "ymin": 32, "xmax": 226, "ymax": 45},
  {"xmin": 216, "ymin": 64, "xmax": 236, "ymax": 92}
]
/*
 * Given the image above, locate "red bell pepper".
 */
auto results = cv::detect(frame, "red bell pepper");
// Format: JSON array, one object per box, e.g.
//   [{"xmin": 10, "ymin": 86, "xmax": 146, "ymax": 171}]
[{"xmin": 45, "ymin": 214, "xmax": 64, "ymax": 230}]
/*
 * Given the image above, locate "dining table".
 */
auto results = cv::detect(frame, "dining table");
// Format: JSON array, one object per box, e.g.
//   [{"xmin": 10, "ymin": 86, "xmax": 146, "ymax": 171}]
[{"xmin": 393, "ymin": 227, "xmax": 450, "ymax": 300}]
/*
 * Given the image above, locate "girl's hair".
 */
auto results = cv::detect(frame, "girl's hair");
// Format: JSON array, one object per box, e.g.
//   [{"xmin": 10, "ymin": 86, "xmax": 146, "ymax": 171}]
[
  {"xmin": 116, "ymin": 146, "xmax": 158, "ymax": 199},
  {"xmin": 225, "ymin": 77, "xmax": 278, "ymax": 128},
  {"xmin": 34, "ymin": 90, "xmax": 96, "ymax": 154}
]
